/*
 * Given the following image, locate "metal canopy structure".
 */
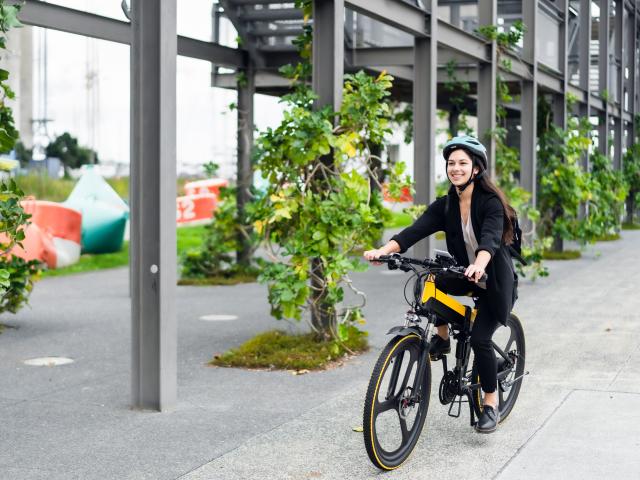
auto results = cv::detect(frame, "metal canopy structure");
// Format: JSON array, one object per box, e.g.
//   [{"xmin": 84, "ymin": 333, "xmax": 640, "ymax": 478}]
[{"xmin": 14, "ymin": 0, "xmax": 640, "ymax": 410}]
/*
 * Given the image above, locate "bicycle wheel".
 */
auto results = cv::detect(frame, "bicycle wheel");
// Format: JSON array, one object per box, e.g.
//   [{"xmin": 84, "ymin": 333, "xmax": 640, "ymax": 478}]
[
  {"xmin": 363, "ymin": 334, "xmax": 431, "ymax": 470},
  {"xmin": 472, "ymin": 313, "xmax": 526, "ymax": 422}
]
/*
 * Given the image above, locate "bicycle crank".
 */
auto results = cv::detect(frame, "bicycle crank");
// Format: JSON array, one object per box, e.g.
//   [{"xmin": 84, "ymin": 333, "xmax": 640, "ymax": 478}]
[
  {"xmin": 501, "ymin": 370, "xmax": 530, "ymax": 389},
  {"xmin": 438, "ymin": 370, "xmax": 458, "ymax": 405}
]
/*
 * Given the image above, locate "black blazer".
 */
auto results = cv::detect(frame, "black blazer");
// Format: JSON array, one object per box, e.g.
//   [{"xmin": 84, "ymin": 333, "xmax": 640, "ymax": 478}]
[{"xmin": 390, "ymin": 185, "xmax": 517, "ymax": 325}]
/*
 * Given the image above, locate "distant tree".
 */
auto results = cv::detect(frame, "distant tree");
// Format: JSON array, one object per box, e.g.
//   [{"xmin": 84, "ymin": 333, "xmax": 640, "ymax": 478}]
[
  {"xmin": 14, "ymin": 140, "xmax": 31, "ymax": 167},
  {"xmin": 45, "ymin": 132, "xmax": 98, "ymax": 176}
]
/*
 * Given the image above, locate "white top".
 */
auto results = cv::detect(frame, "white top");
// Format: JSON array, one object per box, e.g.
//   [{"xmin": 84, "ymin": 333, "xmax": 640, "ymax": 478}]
[{"xmin": 461, "ymin": 215, "xmax": 487, "ymax": 289}]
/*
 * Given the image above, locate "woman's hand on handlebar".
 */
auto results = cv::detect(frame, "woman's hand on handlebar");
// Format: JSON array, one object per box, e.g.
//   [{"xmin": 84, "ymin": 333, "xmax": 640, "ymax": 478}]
[
  {"xmin": 364, "ymin": 241, "xmax": 401, "ymax": 265},
  {"xmin": 363, "ymin": 248, "xmax": 387, "ymax": 265},
  {"xmin": 464, "ymin": 264, "xmax": 485, "ymax": 283}
]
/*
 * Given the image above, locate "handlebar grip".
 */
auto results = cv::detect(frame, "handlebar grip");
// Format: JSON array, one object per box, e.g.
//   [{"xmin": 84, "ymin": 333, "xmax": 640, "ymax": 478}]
[{"xmin": 448, "ymin": 266, "xmax": 488, "ymax": 282}]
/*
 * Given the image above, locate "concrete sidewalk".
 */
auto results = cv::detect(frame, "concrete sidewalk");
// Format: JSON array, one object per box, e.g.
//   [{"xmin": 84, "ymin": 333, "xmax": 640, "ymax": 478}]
[{"xmin": 1, "ymin": 231, "xmax": 639, "ymax": 479}]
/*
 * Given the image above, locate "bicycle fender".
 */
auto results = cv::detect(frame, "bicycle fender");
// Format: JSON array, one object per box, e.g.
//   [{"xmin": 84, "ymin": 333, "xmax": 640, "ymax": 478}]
[{"xmin": 386, "ymin": 325, "xmax": 423, "ymax": 337}]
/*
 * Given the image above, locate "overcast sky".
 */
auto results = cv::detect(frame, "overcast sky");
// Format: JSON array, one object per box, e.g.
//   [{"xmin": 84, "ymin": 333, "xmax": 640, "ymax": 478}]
[{"xmin": 29, "ymin": 0, "xmax": 285, "ymax": 178}]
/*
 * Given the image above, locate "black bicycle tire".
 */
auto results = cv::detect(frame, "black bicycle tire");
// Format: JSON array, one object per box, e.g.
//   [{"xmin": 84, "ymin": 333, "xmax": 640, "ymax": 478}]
[
  {"xmin": 472, "ymin": 313, "xmax": 526, "ymax": 422},
  {"xmin": 363, "ymin": 334, "xmax": 431, "ymax": 470}
]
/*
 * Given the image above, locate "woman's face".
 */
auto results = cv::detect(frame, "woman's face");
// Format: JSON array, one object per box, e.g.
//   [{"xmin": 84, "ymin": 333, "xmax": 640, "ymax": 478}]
[{"xmin": 446, "ymin": 149, "xmax": 478, "ymax": 188}]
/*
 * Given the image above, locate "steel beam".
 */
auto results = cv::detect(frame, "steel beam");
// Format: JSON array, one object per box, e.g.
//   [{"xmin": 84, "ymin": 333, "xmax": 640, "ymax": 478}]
[
  {"xmin": 598, "ymin": 0, "xmax": 611, "ymax": 156},
  {"xmin": 17, "ymin": 0, "xmax": 130, "ymax": 44},
  {"xmin": 130, "ymin": 0, "xmax": 177, "ymax": 411},
  {"xmin": 477, "ymin": 0, "xmax": 497, "ymax": 176},
  {"xmin": 177, "ymin": 36, "xmax": 247, "ymax": 67},
  {"xmin": 16, "ymin": 0, "xmax": 246, "ymax": 69},
  {"xmin": 521, "ymin": 0, "xmax": 538, "ymax": 210},
  {"xmin": 239, "ymin": 7, "xmax": 303, "ymax": 21},
  {"xmin": 213, "ymin": 71, "xmax": 292, "ymax": 88},
  {"xmin": 348, "ymin": 47, "xmax": 415, "ymax": 66},
  {"xmin": 313, "ymin": 0, "xmax": 344, "ymax": 111},
  {"xmin": 412, "ymin": 0, "xmax": 437, "ymax": 259},
  {"xmin": 345, "ymin": 0, "xmax": 428, "ymax": 37},
  {"xmin": 437, "ymin": 20, "xmax": 490, "ymax": 63}
]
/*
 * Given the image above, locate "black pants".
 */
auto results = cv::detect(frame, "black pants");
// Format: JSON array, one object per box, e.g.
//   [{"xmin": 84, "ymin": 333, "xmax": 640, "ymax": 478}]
[{"xmin": 434, "ymin": 275, "xmax": 499, "ymax": 394}]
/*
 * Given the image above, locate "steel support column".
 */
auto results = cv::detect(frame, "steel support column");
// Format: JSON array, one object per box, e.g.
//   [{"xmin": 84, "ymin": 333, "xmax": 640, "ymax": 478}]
[
  {"xmin": 236, "ymin": 67, "xmax": 255, "ymax": 266},
  {"xmin": 632, "ymin": 5, "xmax": 638, "ymax": 142},
  {"xmin": 553, "ymin": 0, "xmax": 569, "ymax": 130},
  {"xmin": 521, "ymin": 0, "xmax": 538, "ymax": 211},
  {"xmin": 578, "ymin": 0, "xmax": 592, "ymax": 122},
  {"xmin": 477, "ymin": 0, "xmax": 497, "ymax": 177},
  {"xmin": 613, "ymin": 0, "xmax": 624, "ymax": 168},
  {"xmin": 312, "ymin": 0, "xmax": 344, "ymax": 111},
  {"xmin": 598, "ymin": 0, "xmax": 611, "ymax": 156},
  {"xmin": 130, "ymin": 0, "xmax": 177, "ymax": 411},
  {"xmin": 412, "ymin": 2, "xmax": 437, "ymax": 259}
]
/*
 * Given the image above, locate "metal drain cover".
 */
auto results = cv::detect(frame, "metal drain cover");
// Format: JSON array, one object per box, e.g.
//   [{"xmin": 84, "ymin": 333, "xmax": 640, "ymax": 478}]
[
  {"xmin": 24, "ymin": 357, "xmax": 74, "ymax": 367},
  {"xmin": 199, "ymin": 314, "xmax": 238, "ymax": 322}
]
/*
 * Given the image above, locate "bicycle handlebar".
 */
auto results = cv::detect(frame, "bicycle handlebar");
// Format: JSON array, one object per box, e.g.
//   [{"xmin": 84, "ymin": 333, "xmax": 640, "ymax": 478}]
[{"xmin": 374, "ymin": 254, "xmax": 488, "ymax": 282}]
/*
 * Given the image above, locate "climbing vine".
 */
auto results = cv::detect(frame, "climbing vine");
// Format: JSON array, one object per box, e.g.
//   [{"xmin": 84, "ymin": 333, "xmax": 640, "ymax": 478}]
[
  {"xmin": 622, "ymin": 121, "xmax": 640, "ymax": 224},
  {"xmin": 0, "ymin": 2, "xmax": 40, "ymax": 317},
  {"xmin": 443, "ymin": 60, "xmax": 474, "ymax": 136},
  {"xmin": 478, "ymin": 20, "xmax": 549, "ymax": 278}
]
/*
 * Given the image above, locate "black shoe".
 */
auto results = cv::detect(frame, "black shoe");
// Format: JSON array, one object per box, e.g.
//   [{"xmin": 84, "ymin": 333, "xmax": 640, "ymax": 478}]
[
  {"xmin": 429, "ymin": 334, "xmax": 451, "ymax": 360},
  {"xmin": 475, "ymin": 405, "xmax": 500, "ymax": 434}
]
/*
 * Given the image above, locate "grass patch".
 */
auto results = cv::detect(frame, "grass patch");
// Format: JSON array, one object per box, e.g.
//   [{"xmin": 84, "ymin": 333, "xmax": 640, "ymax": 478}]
[
  {"xmin": 0, "ymin": 323, "xmax": 16, "ymax": 335},
  {"xmin": 177, "ymin": 224, "xmax": 208, "ymax": 253},
  {"xmin": 178, "ymin": 271, "xmax": 258, "ymax": 286},
  {"xmin": 211, "ymin": 329, "xmax": 369, "ymax": 371},
  {"xmin": 542, "ymin": 249, "xmax": 582, "ymax": 260},
  {"xmin": 384, "ymin": 211, "xmax": 413, "ymax": 229},
  {"xmin": 595, "ymin": 233, "xmax": 621, "ymax": 241},
  {"xmin": 41, "ymin": 225, "xmax": 208, "ymax": 278},
  {"xmin": 622, "ymin": 222, "xmax": 640, "ymax": 230},
  {"xmin": 15, "ymin": 174, "xmax": 198, "ymax": 203},
  {"xmin": 42, "ymin": 242, "xmax": 130, "ymax": 277}
]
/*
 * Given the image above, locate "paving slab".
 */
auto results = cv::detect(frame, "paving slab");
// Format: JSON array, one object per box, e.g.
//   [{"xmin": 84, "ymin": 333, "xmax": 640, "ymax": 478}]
[{"xmin": 496, "ymin": 389, "xmax": 640, "ymax": 479}]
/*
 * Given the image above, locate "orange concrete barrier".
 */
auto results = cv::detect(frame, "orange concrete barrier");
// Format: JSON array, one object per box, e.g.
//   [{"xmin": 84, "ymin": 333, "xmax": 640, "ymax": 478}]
[
  {"xmin": 176, "ymin": 193, "xmax": 217, "ymax": 225},
  {"xmin": 2, "ymin": 200, "xmax": 82, "ymax": 268},
  {"xmin": 183, "ymin": 178, "xmax": 228, "ymax": 197}
]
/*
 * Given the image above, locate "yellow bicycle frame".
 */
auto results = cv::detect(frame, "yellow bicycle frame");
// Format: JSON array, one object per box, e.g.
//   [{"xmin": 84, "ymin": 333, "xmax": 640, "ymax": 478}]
[{"xmin": 420, "ymin": 274, "xmax": 477, "ymax": 324}]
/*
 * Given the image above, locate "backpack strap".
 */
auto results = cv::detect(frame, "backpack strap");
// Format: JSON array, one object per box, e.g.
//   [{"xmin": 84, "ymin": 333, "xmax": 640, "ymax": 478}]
[{"xmin": 508, "ymin": 245, "xmax": 528, "ymax": 266}]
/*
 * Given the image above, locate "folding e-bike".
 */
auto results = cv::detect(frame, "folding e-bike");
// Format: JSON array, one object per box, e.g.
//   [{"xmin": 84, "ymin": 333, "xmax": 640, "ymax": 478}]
[{"xmin": 363, "ymin": 252, "xmax": 527, "ymax": 471}]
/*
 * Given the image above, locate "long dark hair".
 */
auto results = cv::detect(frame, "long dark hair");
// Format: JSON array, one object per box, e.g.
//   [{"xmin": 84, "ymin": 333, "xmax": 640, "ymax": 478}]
[
  {"xmin": 476, "ymin": 175, "xmax": 516, "ymax": 245},
  {"xmin": 458, "ymin": 151, "xmax": 516, "ymax": 245}
]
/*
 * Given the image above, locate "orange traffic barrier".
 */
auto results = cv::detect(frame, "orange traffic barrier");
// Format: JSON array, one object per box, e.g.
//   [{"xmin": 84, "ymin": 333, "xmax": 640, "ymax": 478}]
[
  {"xmin": 183, "ymin": 178, "xmax": 228, "ymax": 197},
  {"xmin": 2, "ymin": 200, "xmax": 82, "ymax": 268},
  {"xmin": 176, "ymin": 193, "xmax": 217, "ymax": 225}
]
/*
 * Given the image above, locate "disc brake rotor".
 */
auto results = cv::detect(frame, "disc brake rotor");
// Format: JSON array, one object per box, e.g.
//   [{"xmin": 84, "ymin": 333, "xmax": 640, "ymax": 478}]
[{"xmin": 398, "ymin": 387, "xmax": 415, "ymax": 419}]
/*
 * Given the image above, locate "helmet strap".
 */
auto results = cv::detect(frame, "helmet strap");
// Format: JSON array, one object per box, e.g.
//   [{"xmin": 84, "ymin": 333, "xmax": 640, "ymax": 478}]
[{"xmin": 455, "ymin": 168, "xmax": 486, "ymax": 194}]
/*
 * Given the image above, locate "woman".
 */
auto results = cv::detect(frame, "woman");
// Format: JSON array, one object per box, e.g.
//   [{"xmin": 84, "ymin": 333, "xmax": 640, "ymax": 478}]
[{"xmin": 363, "ymin": 135, "xmax": 518, "ymax": 434}]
